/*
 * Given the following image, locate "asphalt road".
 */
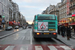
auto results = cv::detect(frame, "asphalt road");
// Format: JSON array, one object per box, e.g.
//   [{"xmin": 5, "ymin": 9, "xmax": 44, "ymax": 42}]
[
  {"xmin": 0, "ymin": 28, "xmax": 74, "ymax": 50},
  {"xmin": 0, "ymin": 28, "xmax": 63, "ymax": 44}
]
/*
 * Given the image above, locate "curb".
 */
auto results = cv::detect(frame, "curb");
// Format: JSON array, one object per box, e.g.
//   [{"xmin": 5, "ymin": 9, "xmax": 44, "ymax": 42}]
[
  {"xmin": 56, "ymin": 35, "xmax": 75, "ymax": 49},
  {"xmin": 0, "ymin": 29, "xmax": 22, "ymax": 39},
  {"xmin": 71, "ymin": 36, "xmax": 75, "ymax": 39},
  {"xmin": 55, "ymin": 38, "xmax": 70, "ymax": 46}
]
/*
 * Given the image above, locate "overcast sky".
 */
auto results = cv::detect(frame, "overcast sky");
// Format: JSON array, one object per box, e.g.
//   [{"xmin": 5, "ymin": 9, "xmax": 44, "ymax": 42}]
[{"xmin": 12, "ymin": 0, "xmax": 61, "ymax": 24}]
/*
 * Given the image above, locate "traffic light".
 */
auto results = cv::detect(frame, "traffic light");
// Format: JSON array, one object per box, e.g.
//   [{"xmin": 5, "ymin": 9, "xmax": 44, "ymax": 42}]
[{"xmin": 2, "ymin": 16, "xmax": 5, "ymax": 18}]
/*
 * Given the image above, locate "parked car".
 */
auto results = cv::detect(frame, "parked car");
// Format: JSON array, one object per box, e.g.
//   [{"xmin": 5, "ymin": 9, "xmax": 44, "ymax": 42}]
[
  {"xmin": 28, "ymin": 25, "xmax": 32, "ymax": 28},
  {"xmin": 15, "ymin": 26, "xmax": 19, "ymax": 29},
  {"xmin": 5, "ymin": 26, "xmax": 13, "ymax": 31},
  {"xmin": 22, "ymin": 26, "xmax": 26, "ymax": 29}
]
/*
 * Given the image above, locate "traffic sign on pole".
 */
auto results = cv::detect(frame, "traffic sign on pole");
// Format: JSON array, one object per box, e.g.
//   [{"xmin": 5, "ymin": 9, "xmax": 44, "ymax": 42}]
[{"xmin": 2, "ymin": 16, "xmax": 5, "ymax": 18}]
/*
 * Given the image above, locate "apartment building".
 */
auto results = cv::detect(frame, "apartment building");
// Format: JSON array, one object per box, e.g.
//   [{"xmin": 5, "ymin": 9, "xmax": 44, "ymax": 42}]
[
  {"xmin": 59, "ymin": 0, "xmax": 67, "ymax": 20},
  {"xmin": 0, "ymin": 0, "xmax": 9, "ymax": 22}
]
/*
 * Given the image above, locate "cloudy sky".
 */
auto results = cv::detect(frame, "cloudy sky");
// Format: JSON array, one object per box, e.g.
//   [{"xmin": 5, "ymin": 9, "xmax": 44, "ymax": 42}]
[{"xmin": 12, "ymin": 0, "xmax": 61, "ymax": 24}]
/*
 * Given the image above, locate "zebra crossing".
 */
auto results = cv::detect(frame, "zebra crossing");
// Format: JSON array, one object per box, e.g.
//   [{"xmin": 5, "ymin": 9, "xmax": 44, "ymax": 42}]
[{"xmin": 0, "ymin": 44, "xmax": 74, "ymax": 50}]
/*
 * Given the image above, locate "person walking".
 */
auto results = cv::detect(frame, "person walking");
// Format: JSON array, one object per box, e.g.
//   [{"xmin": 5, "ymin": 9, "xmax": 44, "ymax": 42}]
[
  {"xmin": 66, "ymin": 26, "xmax": 71, "ymax": 40},
  {"xmin": 58, "ymin": 26, "xmax": 61, "ymax": 35},
  {"xmin": 73, "ymin": 26, "xmax": 75, "ymax": 35},
  {"xmin": 61, "ymin": 24, "xmax": 65, "ymax": 37}
]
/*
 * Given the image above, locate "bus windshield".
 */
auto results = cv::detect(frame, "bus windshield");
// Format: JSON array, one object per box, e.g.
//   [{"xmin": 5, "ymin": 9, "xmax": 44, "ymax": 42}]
[{"xmin": 38, "ymin": 16, "xmax": 56, "ymax": 20}]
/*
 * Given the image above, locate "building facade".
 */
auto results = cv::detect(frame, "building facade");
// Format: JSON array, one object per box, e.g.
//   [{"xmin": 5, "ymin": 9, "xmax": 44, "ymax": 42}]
[
  {"xmin": 0, "ymin": 0, "xmax": 9, "ymax": 22},
  {"xmin": 12, "ymin": 2, "xmax": 19, "ymax": 22},
  {"xmin": 59, "ymin": 0, "xmax": 67, "ymax": 20},
  {"xmin": 49, "ymin": 4, "xmax": 60, "ymax": 21}
]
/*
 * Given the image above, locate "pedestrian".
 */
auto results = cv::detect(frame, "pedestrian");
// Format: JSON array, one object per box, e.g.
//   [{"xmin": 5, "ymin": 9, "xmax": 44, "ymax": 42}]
[
  {"xmin": 58, "ymin": 26, "xmax": 61, "ymax": 35},
  {"xmin": 73, "ymin": 26, "xmax": 75, "ymax": 35},
  {"xmin": 66, "ymin": 25, "xmax": 71, "ymax": 40},
  {"xmin": 61, "ymin": 24, "xmax": 65, "ymax": 37}
]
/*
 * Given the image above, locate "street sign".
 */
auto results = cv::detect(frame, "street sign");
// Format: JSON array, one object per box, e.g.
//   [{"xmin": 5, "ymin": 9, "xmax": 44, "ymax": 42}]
[{"xmin": 2, "ymin": 19, "xmax": 5, "ymax": 24}]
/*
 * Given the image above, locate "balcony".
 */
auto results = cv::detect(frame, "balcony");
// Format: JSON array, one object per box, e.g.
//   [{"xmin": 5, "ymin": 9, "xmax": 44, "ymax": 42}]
[
  {"xmin": 69, "ymin": 5, "xmax": 75, "ymax": 9},
  {"xmin": 70, "ymin": 0, "xmax": 73, "ymax": 2}
]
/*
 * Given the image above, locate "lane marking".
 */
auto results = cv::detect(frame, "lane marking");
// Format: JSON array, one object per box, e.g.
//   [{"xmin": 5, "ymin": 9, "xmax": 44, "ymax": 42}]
[
  {"xmin": 5, "ymin": 46, "xmax": 15, "ymax": 50},
  {"xmin": 35, "ymin": 46, "xmax": 43, "ymax": 50},
  {"xmin": 22, "ymin": 36, "xmax": 25, "ymax": 40},
  {"xmin": 30, "ymin": 29, "xmax": 32, "ymax": 44},
  {"xmin": 48, "ymin": 46, "xmax": 57, "ymax": 50},
  {"xmin": 60, "ymin": 46, "xmax": 72, "ymax": 50}
]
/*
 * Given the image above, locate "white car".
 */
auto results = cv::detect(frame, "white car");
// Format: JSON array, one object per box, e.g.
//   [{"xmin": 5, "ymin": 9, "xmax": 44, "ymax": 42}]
[{"xmin": 15, "ymin": 26, "xmax": 19, "ymax": 29}]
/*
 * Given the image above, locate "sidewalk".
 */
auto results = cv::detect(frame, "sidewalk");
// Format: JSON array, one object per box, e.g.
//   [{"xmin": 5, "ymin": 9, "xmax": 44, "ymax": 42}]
[
  {"xmin": 57, "ymin": 34, "xmax": 75, "ymax": 49},
  {"xmin": 71, "ymin": 32, "xmax": 75, "ymax": 39}
]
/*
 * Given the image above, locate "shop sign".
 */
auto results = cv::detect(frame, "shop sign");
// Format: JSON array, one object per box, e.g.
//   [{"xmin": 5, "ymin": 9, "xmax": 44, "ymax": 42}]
[{"xmin": 2, "ymin": 19, "xmax": 5, "ymax": 24}]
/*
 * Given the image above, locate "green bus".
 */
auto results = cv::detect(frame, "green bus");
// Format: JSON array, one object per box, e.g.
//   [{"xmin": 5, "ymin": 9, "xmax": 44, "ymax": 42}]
[{"xmin": 32, "ymin": 14, "xmax": 58, "ymax": 39}]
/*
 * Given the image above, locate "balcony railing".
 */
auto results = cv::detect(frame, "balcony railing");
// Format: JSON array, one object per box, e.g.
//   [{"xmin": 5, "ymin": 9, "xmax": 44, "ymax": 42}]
[
  {"xmin": 70, "ymin": 0, "xmax": 73, "ymax": 2},
  {"xmin": 70, "ymin": 4, "xmax": 75, "ymax": 9}
]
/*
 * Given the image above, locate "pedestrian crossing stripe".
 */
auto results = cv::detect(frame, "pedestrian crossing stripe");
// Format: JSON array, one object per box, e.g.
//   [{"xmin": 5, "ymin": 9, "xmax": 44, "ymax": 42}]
[
  {"xmin": 0, "ymin": 44, "xmax": 74, "ymax": 50},
  {"xmin": 48, "ymin": 46, "xmax": 57, "ymax": 50},
  {"xmin": 5, "ymin": 46, "xmax": 15, "ymax": 50},
  {"xmin": 60, "ymin": 46, "xmax": 72, "ymax": 50},
  {"xmin": 35, "ymin": 46, "xmax": 43, "ymax": 50}
]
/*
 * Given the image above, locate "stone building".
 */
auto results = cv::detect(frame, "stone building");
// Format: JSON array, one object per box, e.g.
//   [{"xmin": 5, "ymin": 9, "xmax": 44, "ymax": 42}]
[
  {"xmin": 69, "ymin": 0, "xmax": 75, "ymax": 14},
  {"xmin": 49, "ymin": 4, "xmax": 60, "ymax": 21},
  {"xmin": 59, "ymin": 0, "xmax": 67, "ymax": 20},
  {"xmin": 12, "ymin": 2, "xmax": 19, "ymax": 22},
  {"xmin": 0, "ymin": 0, "xmax": 9, "ymax": 22}
]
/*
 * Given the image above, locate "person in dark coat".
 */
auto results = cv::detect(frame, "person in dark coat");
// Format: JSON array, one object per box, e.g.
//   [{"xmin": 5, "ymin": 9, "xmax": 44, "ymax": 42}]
[
  {"xmin": 58, "ymin": 26, "xmax": 61, "ymax": 35},
  {"xmin": 61, "ymin": 24, "xmax": 65, "ymax": 37},
  {"xmin": 66, "ymin": 26, "xmax": 71, "ymax": 40}
]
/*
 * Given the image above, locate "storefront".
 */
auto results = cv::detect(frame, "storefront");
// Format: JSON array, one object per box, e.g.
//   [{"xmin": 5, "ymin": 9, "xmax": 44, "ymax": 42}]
[{"xmin": 58, "ymin": 18, "xmax": 69, "ymax": 26}]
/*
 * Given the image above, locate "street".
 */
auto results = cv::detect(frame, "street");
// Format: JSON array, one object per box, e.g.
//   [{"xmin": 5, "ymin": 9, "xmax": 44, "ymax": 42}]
[
  {"xmin": 0, "ymin": 28, "xmax": 63, "ymax": 44},
  {"xmin": 0, "ymin": 28, "xmax": 74, "ymax": 50}
]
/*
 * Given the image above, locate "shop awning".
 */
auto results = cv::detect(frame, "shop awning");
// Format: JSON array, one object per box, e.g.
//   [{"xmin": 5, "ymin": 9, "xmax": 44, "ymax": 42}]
[
  {"xmin": 9, "ymin": 21, "xmax": 13, "ymax": 25},
  {"xmin": 69, "ymin": 22, "xmax": 75, "ymax": 25},
  {"xmin": 72, "ymin": 14, "xmax": 75, "ymax": 17}
]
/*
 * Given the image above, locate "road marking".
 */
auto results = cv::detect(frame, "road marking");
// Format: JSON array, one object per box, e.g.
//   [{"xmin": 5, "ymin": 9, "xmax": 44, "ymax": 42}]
[
  {"xmin": 30, "ymin": 30, "xmax": 32, "ymax": 44},
  {"xmin": 48, "ymin": 46, "xmax": 57, "ymax": 50},
  {"xmin": 20, "ymin": 46, "xmax": 28, "ymax": 50},
  {"xmin": 60, "ymin": 46, "xmax": 72, "ymax": 50},
  {"xmin": 35, "ymin": 46, "xmax": 43, "ymax": 50},
  {"xmin": 5, "ymin": 46, "xmax": 15, "ymax": 50},
  {"xmin": 22, "ymin": 36, "xmax": 25, "ymax": 40}
]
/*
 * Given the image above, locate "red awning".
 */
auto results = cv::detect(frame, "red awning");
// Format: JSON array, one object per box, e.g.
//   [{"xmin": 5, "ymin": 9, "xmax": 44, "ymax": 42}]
[
  {"xmin": 72, "ymin": 14, "xmax": 75, "ymax": 17},
  {"xmin": 69, "ymin": 22, "xmax": 75, "ymax": 25},
  {"xmin": 9, "ymin": 21, "xmax": 13, "ymax": 25}
]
